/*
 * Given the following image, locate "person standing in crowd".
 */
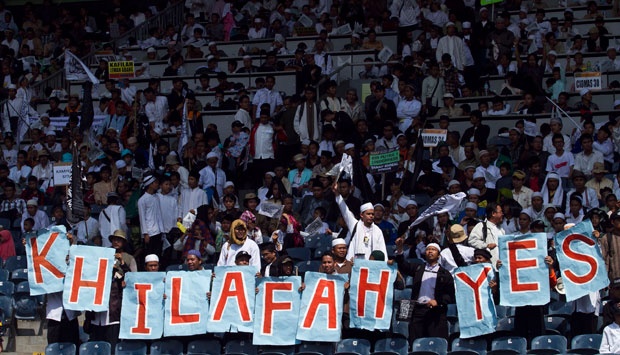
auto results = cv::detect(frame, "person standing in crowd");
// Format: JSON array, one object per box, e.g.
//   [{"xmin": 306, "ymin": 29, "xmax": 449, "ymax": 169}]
[
  {"xmin": 467, "ymin": 202, "xmax": 504, "ymax": 265},
  {"xmin": 138, "ymin": 174, "xmax": 165, "ymax": 259},
  {"xmin": 217, "ymin": 219, "xmax": 260, "ymax": 268}
]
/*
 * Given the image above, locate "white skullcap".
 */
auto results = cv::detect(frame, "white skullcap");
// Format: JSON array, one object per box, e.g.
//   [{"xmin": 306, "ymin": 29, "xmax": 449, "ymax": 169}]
[
  {"xmin": 465, "ymin": 202, "xmax": 478, "ymax": 210},
  {"xmin": 344, "ymin": 143, "xmax": 355, "ymax": 150},
  {"xmin": 208, "ymin": 41, "xmax": 216, "ymax": 46},
  {"xmin": 206, "ymin": 152, "xmax": 219, "ymax": 160},
  {"xmin": 142, "ymin": 174, "xmax": 157, "ymax": 188},
  {"xmin": 26, "ymin": 199, "xmax": 38, "ymax": 206},
  {"xmin": 406, "ymin": 199, "xmax": 417, "ymax": 207},
  {"xmin": 553, "ymin": 212, "xmax": 566, "ymax": 221},
  {"xmin": 265, "ymin": 171, "xmax": 276, "ymax": 177},
  {"xmin": 332, "ymin": 238, "xmax": 346, "ymax": 247},
  {"xmin": 115, "ymin": 160, "xmax": 126, "ymax": 169},
  {"xmin": 145, "ymin": 254, "xmax": 159, "ymax": 263},
  {"xmin": 580, "ymin": 88, "xmax": 591, "ymax": 96},
  {"xmin": 426, "ymin": 243, "xmax": 441, "ymax": 251},
  {"xmin": 301, "ymin": 139, "xmax": 311, "ymax": 146},
  {"xmin": 462, "ymin": 21, "xmax": 471, "ymax": 29},
  {"xmin": 448, "ymin": 180, "xmax": 460, "ymax": 187},
  {"xmin": 473, "ymin": 171, "xmax": 485, "ymax": 180},
  {"xmin": 532, "ymin": 191, "xmax": 543, "ymax": 199},
  {"xmin": 468, "ymin": 188, "xmax": 481, "ymax": 196},
  {"xmin": 224, "ymin": 181, "xmax": 235, "ymax": 188},
  {"xmin": 373, "ymin": 203, "xmax": 384, "ymax": 210},
  {"xmin": 360, "ymin": 203, "xmax": 374, "ymax": 213}
]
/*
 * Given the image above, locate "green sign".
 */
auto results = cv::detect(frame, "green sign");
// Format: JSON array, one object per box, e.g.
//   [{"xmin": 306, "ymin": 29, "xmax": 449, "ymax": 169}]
[
  {"xmin": 480, "ymin": 0, "xmax": 502, "ymax": 5},
  {"xmin": 369, "ymin": 149, "xmax": 400, "ymax": 174}
]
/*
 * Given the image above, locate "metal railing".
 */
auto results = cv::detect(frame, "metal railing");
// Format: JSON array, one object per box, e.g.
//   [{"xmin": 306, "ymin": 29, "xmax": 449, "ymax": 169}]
[{"xmin": 29, "ymin": 1, "xmax": 186, "ymax": 97}]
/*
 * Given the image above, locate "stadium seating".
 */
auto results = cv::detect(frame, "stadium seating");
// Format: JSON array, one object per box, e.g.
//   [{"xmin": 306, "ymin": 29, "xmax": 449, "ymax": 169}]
[
  {"xmin": 285, "ymin": 247, "xmax": 311, "ymax": 262},
  {"xmin": 150, "ymin": 339, "xmax": 184, "ymax": 355},
  {"xmin": 166, "ymin": 264, "xmax": 189, "ymax": 272},
  {"xmin": 297, "ymin": 341, "xmax": 335, "ymax": 355},
  {"xmin": 335, "ymin": 338, "xmax": 371, "ymax": 355},
  {"xmin": 543, "ymin": 316, "xmax": 569, "ymax": 336},
  {"xmin": 261, "ymin": 345, "xmax": 296, "ymax": 355},
  {"xmin": 115, "ymin": 340, "xmax": 148, "ymax": 355},
  {"xmin": 10, "ymin": 269, "xmax": 28, "ymax": 284},
  {"xmin": 450, "ymin": 338, "xmax": 487, "ymax": 355},
  {"xmin": 488, "ymin": 336, "xmax": 527, "ymax": 355},
  {"xmin": 411, "ymin": 337, "xmax": 448, "ymax": 355},
  {"xmin": 295, "ymin": 260, "xmax": 321, "ymax": 276},
  {"xmin": 4, "ymin": 256, "xmax": 26, "ymax": 272},
  {"xmin": 79, "ymin": 341, "xmax": 112, "ymax": 355},
  {"xmin": 45, "ymin": 342, "xmax": 77, "ymax": 355},
  {"xmin": 393, "ymin": 288, "xmax": 412, "ymax": 301},
  {"xmin": 373, "ymin": 337, "xmax": 408, "ymax": 355},
  {"xmin": 13, "ymin": 281, "xmax": 38, "ymax": 321},
  {"xmin": 186, "ymin": 339, "xmax": 222, "ymax": 355},
  {"xmin": 527, "ymin": 335, "xmax": 567, "ymax": 354},
  {"xmin": 224, "ymin": 339, "xmax": 258, "ymax": 355},
  {"xmin": 0, "ymin": 281, "xmax": 14, "ymax": 297},
  {"xmin": 0, "ymin": 270, "xmax": 9, "ymax": 283},
  {"xmin": 569, "ymin": 334, "xmax": 602, "ymax": 355}
]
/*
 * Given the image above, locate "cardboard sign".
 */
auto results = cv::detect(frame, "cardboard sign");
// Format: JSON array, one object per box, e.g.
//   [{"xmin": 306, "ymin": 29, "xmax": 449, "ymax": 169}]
[
  {"xmin": 574, "ymin": 72, "xmax": 602, "ymax": 91},
  {"xmin": 25, "ymin": 226, "xmax": 70, "ymax": 295},
  {"xmin": 480, "ymin": 0, "xmax": 503, "ymax": 5},
  {"xmin": 108, "ymin": 61, "xmax": 135, "ymax": 79},
  {"xmin": 349, "ymin": 260, "xmax": 397, "ymax": 330},
  {"xmin": 369, "ymin": 149, "xmax": 400, "ymax": 174},
  {"xmin": 421, "ymin": 129, "xmax": 448, "ymax": 147},
  {"xmin": 454, "ymin": 264, "xmax": 497, "ymax": 338},
  {"xmin": 52, "ymin": 163, "xmax": 72, "ymax": 186}
]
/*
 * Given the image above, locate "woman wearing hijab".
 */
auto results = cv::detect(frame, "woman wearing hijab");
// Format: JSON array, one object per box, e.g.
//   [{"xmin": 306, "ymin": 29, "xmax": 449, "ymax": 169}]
[
  {"xmin": 0, "ymin": 226, "xmax": 15, "ymax": 260},
  {"xmin": 217, "ymin": 219, "xmax": 260, "ymax": 268},
  {"xmin": 541, "ymin": 172, "xmax": 565, "ymax": 208}
]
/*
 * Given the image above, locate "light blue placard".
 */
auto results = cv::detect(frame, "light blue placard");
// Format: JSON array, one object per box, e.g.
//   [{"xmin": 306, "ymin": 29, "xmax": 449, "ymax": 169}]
[
  {"xmin": 349, "ymin": 259, "xmax": 397, "ymax": 330},
  {"xmin": 120, "ymin": 272, "xmax": 165, "ymax": 339},
  {"xmin": 63, "ymin": 245, "xmax": 115, "ymax": 311},
  {"xmin": 164, "ymin": 270, "xmax": 211, "ymax": 336},
  {"xmin": 25, "ymin": 226, "xmax": 70, "ymax": 296},
  {"xmin": 454, "ymin": 263, "xmax": 498, "ymax": 338},
  {"xmin": 296, "ymin": 272, "xmax": 347, "ymax": 342},
  {"xmin": 554, "ymin": 220, "xmax": 609, "ymax": 302},
  {"xmin": 253, "ymin": 276, "xmax": 302, "ymax": 345},
  {"xmin": 207, "ymin": 266, "xmax": 257, "ymax": 333},
  {"xmin": 498, "ymin": 233, "xmax": 550, "ymax": 306}
]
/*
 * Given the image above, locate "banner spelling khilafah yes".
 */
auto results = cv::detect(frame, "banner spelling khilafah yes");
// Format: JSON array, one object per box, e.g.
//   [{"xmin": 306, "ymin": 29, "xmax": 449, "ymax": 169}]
[
  {"xmin": 498, "ymin": 233, "xmax": 550, "ymax": 307},
  {"xmin": 253, "ymin": 276, "xmax": 302, "ymax": 345},
  {"xmin": 454, "ymin": 264, "xmax": 497, "ymax": 338},
  {"xmin": 207, "ymin": 266, "xmax": 257, "ymax": 333},
  {"xmin": 349, "ymin": 260, "xmax": 397, "ymax": 331},
  {"xmin": 121, "ymin": 272, "xmax": 165, "ymax": 339},
  {"xmin": 62, "ymin": 245, "xmax": 115, "ymax": 311},
  {"xmin": 554, "ymin": 220, "xmax": 609, "ymax": 301},
  {"xmin": 165, "ymin": 270, "xmax": 212, "ymax": 336},
  {"xmin": 25, "ymin": 226, "xmax": 70, "ymax": 296}
]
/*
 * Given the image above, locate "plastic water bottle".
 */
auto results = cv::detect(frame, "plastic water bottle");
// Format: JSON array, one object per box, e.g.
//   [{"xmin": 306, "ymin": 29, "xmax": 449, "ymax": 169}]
[{"xmin": 484, "ymin": 81, "xmax": 489, "ymax": 96}]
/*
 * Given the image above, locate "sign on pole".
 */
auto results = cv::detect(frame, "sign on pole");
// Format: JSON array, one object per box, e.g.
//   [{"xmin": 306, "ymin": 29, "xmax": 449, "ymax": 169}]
[
  {"xmin": 108, "ymin": 61, "xmax": 135, "ymax": 79},
  {"xmin": 369, "ymin": 149, "xmax": 400, "ymax": 174},
  {"xmin": 52, "ymin": 163, "xmax": 72, "ymax": 186},
  {"xmin": 480, "ymin": 0, "xmax": 502, "ymax": 5},
  {"xmin": 421, "ymin": 129, "xmax": 448, "ymax": 147},
  {"xmin": 574, "ymin": 72, "xmax": 602, "ymax": 91}
]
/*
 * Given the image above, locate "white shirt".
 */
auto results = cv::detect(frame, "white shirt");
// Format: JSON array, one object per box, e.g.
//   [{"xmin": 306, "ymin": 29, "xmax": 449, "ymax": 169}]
[
  {"xmin": 253, "ymin": 124, "xmax": 275, "ymax": 159},
  {"xmin": 546, "ymin": 151, "xmax": 574, "ymax": 178},
  {"xmin": 336, "ymin": 195, "xmax": 387, "ymax": 261},
  {"xmin": 439, "ymin": 244, "xmax": 475, "ymax": 274},
  {"xmin": 600, "ymin": 322, "xmax": 620, "ymax": 354},
  {"xmin": 138, "ymin": 192, "xmax": 165, "ymax": 238},
  {"xmin": 396, "ymin": 99, "xmax": 422, "ymax": 132},
  {"xmin": 389, "ymin": 0, "xmax": 421, "ymax": 27},
  {"xmin": 2, "ymin": 148, "xmax": 16, "ymax": 167},
  {"xmin": 178, "ymin": 187, "xmax": 208, "ymax": 218},
  {"xmin": 543, "ymin": 133, "xmax": 570, "ymax": 154},
  {"xmin": 314, "ymin": 51, "xmax": 333, "ymax": 76},
  {"xmin": 234, "ymin": 108, "xmax": 252, "ymax": 128},
  {"xmin": 21, "ymin": 209, "xmax": 49, "ymax": 232},
  {"xmin": 74, "ymin": 217, "xmax": 100, "ymax": 244},
  {"xmin": 8, "ymin": 164, "xmax": 31, "ymax": 184},
  {"xmin": 467, "ymin": 220, "xmax": 504, "ymax": 265},
  {"xmin": 248, "ymin": 27, "xmax": 266, "ymax": 39},
  {"xmin": 46, "ymin": 292, "xmax": 79, "ymax": 322},
  {"xmin": 512, "ymin": 186, "xmax": 533, "ymax": 209},
  {"xmin": 158, "ymin": 192, "xmax": 178, "ymax": 233},
  {"xmin": 436, "ymin": 35, "xmax": 466, "ymax": 71},
  {"xmin": 145, "ymin": 96, "xmax": 169, "ymax": 130},
  {"xmin": 198, "ymin": 165, "xmax": 226, "ymax": 198},
  {"xmin": 252, "ymin": 88, "xmax": 283, "ymax": 118},
  {"xmin": 574, "ymin": 150, "xmax": 604, "ymax": 174},
  {"xmin": 418, "ymin": 263, "xmax": 439, "ymax": 303},
  {"xmin": 565, "ymin": 187, "xmax": 599, "ymax": 212},
  {"xmin": 99, "ymin": 205, "xmax": 126, "ymax": 248},
  {"xmin": 217, "ymin": 239, "xmax": 261, "ymax": 268}
]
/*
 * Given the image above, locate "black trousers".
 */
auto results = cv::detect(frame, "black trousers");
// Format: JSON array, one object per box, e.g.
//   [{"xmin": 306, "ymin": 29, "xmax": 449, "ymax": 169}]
[
  {"xmin": 90, "ymin": 323, "xmax": 120, "ymax": 354},
  {"xmin": 252, "ymin": 158, "xmax": 275, "ymax": 187},
  {"xmin": 146, "ymin": 233, "xmax": 163, "ymax": 258},
  {"xmin": 47, "ymin": 316, "xmax": 80, "ymax": 347},
  {"xmin": 408, "ymin": 306, "xmax": 448, "ymax": 345},
  {"xmin": 515, "ymin": 305, "xmax": 545, "ymax": 342},
  {"xmin": 571, "ymin": 311, "xmax": 597, "ymax": 336}
]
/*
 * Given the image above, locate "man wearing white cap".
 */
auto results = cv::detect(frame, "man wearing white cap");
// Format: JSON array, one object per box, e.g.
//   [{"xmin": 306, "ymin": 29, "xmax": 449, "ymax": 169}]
[
  {"xmin": 138, "ymin": 174, "xmax": 165, "ymax": 257},
  {"xmin": 199, "ymin": 151, "xmax": 226, "ymax": 203},
  {"xmin": 252, "ymin": 75, "xmax": 283, "ymax": 118},
  {"xmin": 248, "ymin": 17, "xmax": 267, "ymax": 39},
  {"xmin": 333, "ymin": 183, "xmax": 386, "ymax": 261},
  {"xmin": 143, "ymin": 87, "xmax": 168, "ymax": 132},
  {"xmin": 574, "ymin": 88, "xmax": 599, "ymax": 112},
  {"xmin": 21, "ymin": 199, "xmax": 49, "ymax": 232},
  {"xmin": 144, "ymin": 254, "xmax": 160, "ymax": 272},
  {"xmin": 468, "ymin": 201, "xmax": 505, "ymax": 266},
  {"xmin": 99, "ymin": 192, "xmax": 127, "ymax": 248},
  {"xmin": 436, "ymin": 22, "xmax": 466, "ymax": 71},
  {"xmin": 475, "ymin": 150, "xmax": 500, "ymax": 188},
  {"xmin": 2, "ymin": 83, "xmax": 38, "ymax": 143},
  {"xmin": 321, "ymin": 238, "xmax": 353, "ymax": 275},
  {"xmin": 393, "ymin": 239, "xmax": 454, "ymax": 342}
]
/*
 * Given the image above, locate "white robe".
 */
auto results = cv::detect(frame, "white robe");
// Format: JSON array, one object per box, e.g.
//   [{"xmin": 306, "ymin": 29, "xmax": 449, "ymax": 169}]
[
  {"xmin": 336, "ymin": 195, "xmax": 387, "ymax": 261},
  {"xmin": 436, "ymin": 35, "xmax": 466, "ymax": 71}
]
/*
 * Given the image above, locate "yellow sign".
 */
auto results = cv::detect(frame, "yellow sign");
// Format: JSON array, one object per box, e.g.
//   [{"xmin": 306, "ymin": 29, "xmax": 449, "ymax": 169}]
[{"xmin": 108, "ymin": 61, "xmax": 135, "ymax": 79}]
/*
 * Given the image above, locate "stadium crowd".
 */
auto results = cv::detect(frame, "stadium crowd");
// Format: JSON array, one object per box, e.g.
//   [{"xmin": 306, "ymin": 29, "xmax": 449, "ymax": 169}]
[{"xmin": 1, "ymin": 0, "xmax": 620, "ymax": 353}]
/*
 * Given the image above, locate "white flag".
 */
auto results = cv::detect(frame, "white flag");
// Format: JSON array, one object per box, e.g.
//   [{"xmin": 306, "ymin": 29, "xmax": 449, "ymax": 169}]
[
  {"xmin": 410, "ymin": 192, "xmax": 466, "ymax": 227},
  {"xmin": 179, "ymin": 99, "xmax": 189, "ymax": 153},
  {"xmin": 258, "ymin": 201, "xmax": 284, "ymax": 219},
  {"xmin": 64, "ymin": 50, "xmax": 99, "ymax": 84}
]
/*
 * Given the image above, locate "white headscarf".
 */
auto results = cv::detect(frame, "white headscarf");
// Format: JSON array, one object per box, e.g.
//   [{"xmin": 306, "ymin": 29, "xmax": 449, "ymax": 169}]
[{"xmin": 541, "ymin": 172, "xmax": 564, "ymax": 207}]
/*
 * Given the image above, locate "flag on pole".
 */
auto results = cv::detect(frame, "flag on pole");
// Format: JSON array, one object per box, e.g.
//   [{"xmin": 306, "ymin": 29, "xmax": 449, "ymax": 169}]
[
  {"xmin": 66, "ymin": 142, "xmax": 86, "ymax": 226},
  {"xmin": 179, "ymin": 99, "xmax": 189, "ymax": 153},
  {"xmin": 410, "ymin": 192, "xmax": 466, "ymax": 227},
  {"xmin": 64, "ymin": 50, "xmax": 99, "ymax": 84}
]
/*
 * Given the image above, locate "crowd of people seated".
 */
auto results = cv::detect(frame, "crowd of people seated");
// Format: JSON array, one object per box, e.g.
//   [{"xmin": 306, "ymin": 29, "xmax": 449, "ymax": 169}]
[{"xmin": 1, "ymin": 0, "xmax": 620, "ymax": 353}]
